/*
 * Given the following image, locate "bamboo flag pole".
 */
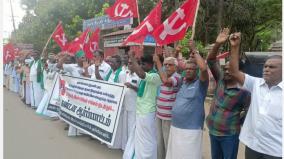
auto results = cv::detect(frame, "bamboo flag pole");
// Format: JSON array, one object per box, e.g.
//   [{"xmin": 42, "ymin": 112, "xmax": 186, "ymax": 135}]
[
  {"xmin": 190, "ymin": 0, "xmax": 200, "ymax": 40},
  {"xmin": 41, "ymin": 21, "xmax": 62, "ymax": 59},
  {"xmin": 136, "ymin": 0, "xmax": 141, "ymax": 25}
]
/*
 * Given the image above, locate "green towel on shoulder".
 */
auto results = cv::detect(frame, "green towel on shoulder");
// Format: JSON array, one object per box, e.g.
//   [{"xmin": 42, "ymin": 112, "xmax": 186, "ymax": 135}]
[{"xmin": 137, "ymin": 69, "xmax": 157, "ymax": 97}]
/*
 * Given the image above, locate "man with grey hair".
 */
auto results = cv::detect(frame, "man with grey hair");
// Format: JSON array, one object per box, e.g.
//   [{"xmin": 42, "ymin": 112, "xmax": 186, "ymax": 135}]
[{"xmin": 153, "ymin": 55, "xmax": 181, "ymax": 159}]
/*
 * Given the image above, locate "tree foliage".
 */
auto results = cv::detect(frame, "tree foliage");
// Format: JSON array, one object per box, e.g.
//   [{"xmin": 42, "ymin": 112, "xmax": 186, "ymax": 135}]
[{"xmin": 11, "ymin": 0, "xmax": 281, "ymax": 54}]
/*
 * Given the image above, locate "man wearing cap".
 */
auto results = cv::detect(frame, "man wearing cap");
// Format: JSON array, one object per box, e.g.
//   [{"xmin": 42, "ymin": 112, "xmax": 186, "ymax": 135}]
[{"xmin": 29, "ymin": 50, "xmax": 45, "ymax": 109}]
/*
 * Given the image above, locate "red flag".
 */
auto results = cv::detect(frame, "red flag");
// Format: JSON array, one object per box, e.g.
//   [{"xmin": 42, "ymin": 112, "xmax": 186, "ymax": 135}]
[
  {"xmin": 123, "ymin": 0, "xmax": 162, "ymax": 45},
  {"xmin": 67, "ymin": 28, "xmax": 90, "ymax": 55},
  {"xmin": 3, "ymin": 43, "xmax": 15, "ymax": 64},
  {"xmin": 152, "ymin": 0, "xmax": 199, "ymax": 45},
  {"xmin": 14, "ymin": 47, "xmax": 20, "ymax": 57},
  {"xmin": 83, "ymin": 28, "xmax": 100, "ymax": 59},
  {"xmin": 52, "ymin": 22, "xmax": 69, "ymax": 51},
  {"xmin": 216, "ymin": 51, "xmax": 229, "ymax": 59},
  {"xmin": 105, "ymin": 0, "xmax": 138, "ymax": 20}
]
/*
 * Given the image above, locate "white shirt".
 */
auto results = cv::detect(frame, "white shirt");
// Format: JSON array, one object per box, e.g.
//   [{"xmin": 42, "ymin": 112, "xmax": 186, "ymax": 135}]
[
  {"xmin": 88, "ymin": 61, "xmax": 111, "ymax": 80},
  {"xmin": 108, "ymin": 69, "xmax": 126, "ymax": 84},
  {"xmin": 63, "ymin": 64, "xmax": 83, "ymax": 77},
  {"xmin": 30, "ymin": 60, "xmax": 39, "ymax": 82},
  {"xmin": 124, "ymin": 71, "xmax": 141, "ymax": 111},
  {"xmin": 239, "ymin": 74, "xmax": 283, "ymax": 157}
]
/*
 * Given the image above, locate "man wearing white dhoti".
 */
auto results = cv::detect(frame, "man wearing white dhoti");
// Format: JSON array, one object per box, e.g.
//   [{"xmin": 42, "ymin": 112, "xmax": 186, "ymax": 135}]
[
  {"xmin": 122, "ymin": 58, "xmax": 140, "ymax": 151},
  {"xmin": 57, "ymin": 50, "xmax": 88, "ymax": 137},
  {"xmin": 127, "ymin": 52, "xmax": 161, "ymax": 159},
  {"xmin": 24, "ymin": 59, "xmax": 32, "ymax": 105},
  {"xmin": 166, "ymin": 43, "xmax": 209, "ymax": 159},
  {"xmin": 105, "ymin": 55, "xmax": 127, "ymax": 150},
  {"xmin": 29, "ymin": 50, "xmax": 45, "ymax": 109},
  {"xmin": 36, "ymin": 53, "xmax": 59, "ymax": 118}
]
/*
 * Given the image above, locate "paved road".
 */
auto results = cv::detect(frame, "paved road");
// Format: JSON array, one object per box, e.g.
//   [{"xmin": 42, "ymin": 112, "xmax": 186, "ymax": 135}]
[{"xmin": 4, "ymin": 88, "xmax": 245, "ymax": 159}]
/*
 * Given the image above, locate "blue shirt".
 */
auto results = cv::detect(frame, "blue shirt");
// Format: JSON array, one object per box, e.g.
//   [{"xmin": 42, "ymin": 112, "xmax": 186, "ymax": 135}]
[{"xmin": 172, "ymin": 79, "xmax": 208, "ymax": 129}]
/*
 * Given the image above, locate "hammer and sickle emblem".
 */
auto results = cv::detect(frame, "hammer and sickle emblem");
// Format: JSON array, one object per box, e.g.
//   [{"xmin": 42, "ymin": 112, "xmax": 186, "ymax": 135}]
[
  {"xmin": 132, "ymin": 20, "xmax": 153, "ymax": 35},
  {"xmin": 5, "ymin": 50, "xmax": 11, "ymax": 60},
  {"xmin": 90, "ymin": 42, "xmax": 98, "ymax": 52},
  {"xmin": 159, "ymin": 8, "xmax": 187, "ymax": 40},
  {"xmin": 114, "ymin": 3, "xmax": 133, "ymax": 17},
  {"xmin": 55, "ymin": 34, "xmax": 67, "ymax": 46}
]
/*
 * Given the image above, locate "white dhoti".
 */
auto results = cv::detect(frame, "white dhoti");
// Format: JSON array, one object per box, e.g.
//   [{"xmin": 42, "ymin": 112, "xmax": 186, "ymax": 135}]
[
  {"xmin": 123, "ymin": 125, "xmax": 136, "ymax": 159},
  {"xmin": 36, "ymin": 91, "xmax": 49, "ymax": 114},
  {"xmin": 9, "ymin": 76, "xmax": 13, "ymax": 91},
  {"xmin": 135, "ymin": 112, "xmax": 157, "ymax": 159},
  {"xmin": 36, "ymin": 90, "xmax": 58, "ymax": 118},
  {"xmin": 122, "ymin": 109, "xmax": 136, "ymax": 150},
  {"xmin": 108, "ymin": 110, "xmax": 124, "ymax": 149},
  {"xmin": 14, "ymin": 76, "xmax": 20, "ymax": 93},
  {"xmin": 25, "ymin": 82, "xmax": 31, "ymax": 105},
  {"xmin": 166, "ymin": 126, "xmax": 203, "ymax": 159},
  {"xmin": 30, "ymin": 81, "xmax": 44, "ymax": 108}
]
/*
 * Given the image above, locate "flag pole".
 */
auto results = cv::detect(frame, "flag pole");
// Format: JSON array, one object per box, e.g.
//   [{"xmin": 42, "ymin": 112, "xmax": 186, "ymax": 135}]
[
  {"xmin": 136, "ymin": 0, "xmax": 141, "ymax": 24},
  {"xmin": 190, "ymin": 0, "xmax": 200, "ymax": 40},
  {"xmin": 41, "ymin": 21, "xmax": 62, "ymax": 59}
]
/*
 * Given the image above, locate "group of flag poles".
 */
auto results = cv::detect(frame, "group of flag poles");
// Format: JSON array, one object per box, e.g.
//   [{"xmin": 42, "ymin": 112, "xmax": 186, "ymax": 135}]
[{"xmin": 4, "ymin": 0, "xmax": 200, "ymax": 64}]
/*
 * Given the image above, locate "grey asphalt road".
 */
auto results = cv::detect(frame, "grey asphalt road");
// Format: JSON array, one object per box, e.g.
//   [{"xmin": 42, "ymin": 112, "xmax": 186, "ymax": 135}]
[{"xmin": 3, "ymin": 88, "xmax": 245, "ymax": 159}]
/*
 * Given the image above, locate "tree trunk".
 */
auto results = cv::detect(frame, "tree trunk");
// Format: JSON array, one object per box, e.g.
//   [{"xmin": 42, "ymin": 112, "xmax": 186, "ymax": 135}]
[{"xmin": 217, "ymin": 0, "xmax": 224, "ymax": 30}]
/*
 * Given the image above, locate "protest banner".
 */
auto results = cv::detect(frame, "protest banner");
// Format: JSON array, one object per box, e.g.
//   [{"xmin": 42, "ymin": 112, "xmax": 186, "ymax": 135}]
[
  {"xmin": 47, "ymin": 73, "xmax": 61, "ymax": 113},
  {"xmin": 58, "ymin": 74, "xmax": 126, "ymax": 146}
]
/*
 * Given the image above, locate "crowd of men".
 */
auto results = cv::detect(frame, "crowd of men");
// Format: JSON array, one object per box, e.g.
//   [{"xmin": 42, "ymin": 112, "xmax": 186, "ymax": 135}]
[{"xmin": 3, "ymin": 28, "xmax": 282, "ymax": 159}]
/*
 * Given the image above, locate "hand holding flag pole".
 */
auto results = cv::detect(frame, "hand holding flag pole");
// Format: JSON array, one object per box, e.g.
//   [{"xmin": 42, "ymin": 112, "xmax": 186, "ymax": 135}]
[{"xmin": 190, "ymin": 0, "xmax": 200, "ymax": 40}]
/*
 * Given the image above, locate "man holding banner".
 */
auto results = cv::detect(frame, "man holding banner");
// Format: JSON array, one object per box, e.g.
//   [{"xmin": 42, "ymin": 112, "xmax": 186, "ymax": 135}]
[
  {"xmin": 106, "ymin": 55, "xmax": 127, "ymax": 150},
  {"xmin": 57, "ymin": 50, "xmax": 87, "ymax": 136}
]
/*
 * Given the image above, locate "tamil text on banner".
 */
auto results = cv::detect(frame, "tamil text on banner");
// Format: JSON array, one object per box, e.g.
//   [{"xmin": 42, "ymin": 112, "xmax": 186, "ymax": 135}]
[{"xmin": 58, "ymin": 75, "xmax": 126, "ymax": 146}]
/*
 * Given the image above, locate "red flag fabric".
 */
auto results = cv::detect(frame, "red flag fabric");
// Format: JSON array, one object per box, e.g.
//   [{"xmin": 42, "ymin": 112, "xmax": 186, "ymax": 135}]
[
  {"xmin": 105, "ymin": 0, "xmax": 138, "ymax": 20},
  {"xmin": 52, "ymin": 22, "xmax": 69, "ymax": 51},
  {"xmin": 3, "ymin": 43, "xmax": 15, "ymax": 64},
  {"xmin": 152, "ymin": 0, "xmax": 199, "ymax": 45},
  {"xmin": 123, "ymin": 0, "xmax": 162, "ymax": 45},
  {"xmin": 67, "ymin": 28, "xmax": 90, "ymax": 55},
  {"xmin": 14, "ymin": 47, "xmax": 20, "ymax": 57},
  {"xmin": 83, "ymin": 28, "xmax": 100, "ymax": 59},
  {"xmin": 216, "ymin": 51, "xmax": 229, "ymax": 59}
]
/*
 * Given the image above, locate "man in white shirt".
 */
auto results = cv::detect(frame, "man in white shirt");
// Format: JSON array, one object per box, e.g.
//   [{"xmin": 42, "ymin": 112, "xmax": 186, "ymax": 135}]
[
  {"xmin": 229, "ymin": 32, "xmax": 282, "ymax": 159},
  {"xmin": 107, "ymin": 55, "xmax": 127, "ymax": 150},
  {"xmin": 29, "ymin": 50, "xmax": 44, "ymax": 109},
  {"xmin": 83, "ymin": 49, "xmax": 111, "ymax": 80},
  {"xmin": 122, "ymin": 58, "xmax": 140, "ymax": 150},
  {"xmin": 57, "ymin": 50, "xmax": 87, "ymax": 136}
]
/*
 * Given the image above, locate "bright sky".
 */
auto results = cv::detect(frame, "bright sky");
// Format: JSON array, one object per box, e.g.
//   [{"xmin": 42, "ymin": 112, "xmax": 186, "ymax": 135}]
[{"xmin": 3, "ymin": 0, "xmax": 26, "ymax": 39}]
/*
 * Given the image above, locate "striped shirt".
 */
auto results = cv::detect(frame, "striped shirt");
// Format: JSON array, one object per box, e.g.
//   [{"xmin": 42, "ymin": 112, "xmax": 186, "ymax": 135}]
[{"xmin": 156, "ymin": 72, "xmax": 181, "ymax": 120}]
